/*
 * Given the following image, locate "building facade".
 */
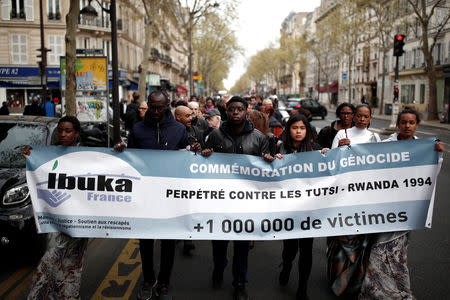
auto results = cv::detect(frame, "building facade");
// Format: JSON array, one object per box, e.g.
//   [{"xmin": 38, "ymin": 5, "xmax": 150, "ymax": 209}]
[
  {"xmin": 281, "ymin": 0, "xmax": 450, "ymax": 119},
  {"xmin": 0, "ymin": 0, "xmax": 188, "ymax": 113}
]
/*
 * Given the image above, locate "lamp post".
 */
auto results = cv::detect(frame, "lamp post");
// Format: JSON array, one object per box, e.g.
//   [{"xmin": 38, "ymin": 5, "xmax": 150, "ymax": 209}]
[
  {"xmin": 80, "ymin": 0, "xmax": 120, "ymax": 144},
  {"xmin": 38, "ymin": 0, "xmax": 50, "ymax": 104}
]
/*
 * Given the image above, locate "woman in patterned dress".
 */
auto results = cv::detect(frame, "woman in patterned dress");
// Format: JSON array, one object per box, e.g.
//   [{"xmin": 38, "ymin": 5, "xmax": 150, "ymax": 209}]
[{"xmin": 24, "ymin": 116, "xmax": 89, "ymax": 300}]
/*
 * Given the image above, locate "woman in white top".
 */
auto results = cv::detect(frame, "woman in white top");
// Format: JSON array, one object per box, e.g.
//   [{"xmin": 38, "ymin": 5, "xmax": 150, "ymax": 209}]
[
  {"xmin": 331, "ymin": 104, "xmax": 380, "ymax": 149},
  {"xmin": 327, "ymin": 104, "xmax": 380, "ymax": 297}
]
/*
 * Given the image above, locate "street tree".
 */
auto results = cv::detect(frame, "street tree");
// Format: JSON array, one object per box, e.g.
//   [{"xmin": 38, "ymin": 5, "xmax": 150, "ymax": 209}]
[
  {"xmin": 230, "ymin": 73, "xmax": 250, "ymax": 95},
  {"xmin": 366, "ymin": 0, "xmax": 399, "ymax": 114},
  {"xmin": 193, "ymin": 12, "xmax": 241, "ymax": 95},
  {"xmin": 136, "ymin": 0, "xmax": 160, "ymax": 100},
  {"xmin": 160, "ymin": 0, "xmax": 236, "ymax": 97},
  {"xmin": 406, "ymin": 0, "xmax": 450, "ymax": 120},
  {"xmin": 64, "ymin": 0, "xmax": 79, "ymax": 116}
]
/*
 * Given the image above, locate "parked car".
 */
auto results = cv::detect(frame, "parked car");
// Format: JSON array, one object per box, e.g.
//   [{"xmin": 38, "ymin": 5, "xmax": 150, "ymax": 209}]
[
  {"xmin": 0, "ymin": 115, "xmax": 60, "ymax": 259},
  {"xmin": 284, "ymin": 98, "xmax": 328, "ymax": 119}
]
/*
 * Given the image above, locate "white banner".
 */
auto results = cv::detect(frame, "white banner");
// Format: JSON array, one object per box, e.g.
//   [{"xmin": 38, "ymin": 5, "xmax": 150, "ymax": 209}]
[{"xmin": 26, "ymin": 138, "xmax": 442, "ymax": 240}]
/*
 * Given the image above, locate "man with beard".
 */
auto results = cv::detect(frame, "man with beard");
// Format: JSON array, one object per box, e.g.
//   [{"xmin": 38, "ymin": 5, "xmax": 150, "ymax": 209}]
[
  {"xmin": 187, "ymin": 101, "xmax": 208, "ymax": 132},
  {"xmin": 201, "ymin": 96, "xmax": 274, "ymax": 300},
  {"xmin": 174, "ymin": 105, "xmax": 204, "ymax": 151},
  {"xmin": 115, "ymin": 91, "xmax": 188, "ymax": 300}
]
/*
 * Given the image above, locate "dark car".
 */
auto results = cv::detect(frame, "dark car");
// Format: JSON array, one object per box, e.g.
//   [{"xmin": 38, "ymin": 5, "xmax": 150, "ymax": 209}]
[
  {"xmin": 0, "ymin": 115, "xmax": 59, "ymax": 259},
  {"xmin": 285, "ymin": 98, "xmax": 328, "ymax": 119}
]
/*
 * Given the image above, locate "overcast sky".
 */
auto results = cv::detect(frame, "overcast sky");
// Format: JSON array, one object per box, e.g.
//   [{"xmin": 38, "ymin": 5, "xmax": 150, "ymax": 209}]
[{"xmin": 222, "ymin": 0, "xmax": 321, "ymax": 90}]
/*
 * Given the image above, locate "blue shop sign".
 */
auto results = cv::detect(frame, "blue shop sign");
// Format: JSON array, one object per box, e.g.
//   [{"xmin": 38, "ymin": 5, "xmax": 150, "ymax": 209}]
[
  {"xmin": 108, "ymin": 69, "xmax": 127, "ymax": 80},
  {"xmin": 0, "ymin": 66, "xmax": 60, "ymax": 78}
]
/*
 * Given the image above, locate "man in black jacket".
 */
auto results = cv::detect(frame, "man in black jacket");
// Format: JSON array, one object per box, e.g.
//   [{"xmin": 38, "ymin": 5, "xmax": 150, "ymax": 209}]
[
  {"xmin": 23, "ymin": 97, "xmax": 43, "ymax": 116},
  {"xmin": 202, "ymin": 96, "xmax": 273, "ymax": 300},
  {"xmin": 174, "ymin": 105, "xmax": 203, "ymax": 148},
  {"xmin": 124, "ymin": 91, "xmax": 141, "ymax": 131},
  {"xmin": 115, "ymin": 91, "xmax": 188, "ymax": 300}
]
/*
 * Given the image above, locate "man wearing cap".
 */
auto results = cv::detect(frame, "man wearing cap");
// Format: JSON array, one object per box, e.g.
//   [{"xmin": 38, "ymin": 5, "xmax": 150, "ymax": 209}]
[
  {"xmin": 201, "ymin": 96, "xmax": 274, "ymax": 300},
  {"xmin": 203, "ymin": 108, "xmax": 221, "ymax": 140}
]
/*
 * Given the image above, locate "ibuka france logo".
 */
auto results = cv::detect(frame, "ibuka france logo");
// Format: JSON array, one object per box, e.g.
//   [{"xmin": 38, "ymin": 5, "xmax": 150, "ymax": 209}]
[{"xmin": 35, "ymin": 152, "xmax": 141, "ymax": 207}]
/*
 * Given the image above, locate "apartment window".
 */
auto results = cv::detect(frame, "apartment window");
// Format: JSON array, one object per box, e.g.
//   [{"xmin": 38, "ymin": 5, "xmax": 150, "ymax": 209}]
[
  {"xmin": 47, "ymin": 0, "xmax": 61, "ymax": 20},
  {"xmin": 11, "ymin": 34, "xmax": 28, "ymax": 64},
  {"xmin": 401, "ymin": 84, "xmax": 415, "ymax": 104},
  {"xmin": 420, "ymin": 84, "xmax": 425, "ymax": 104},
  {"xmin": 10, "ymin": 0, "xmax": 26, "ymax": 19},
  {"xmin": 48, "ymin": 35, "xmax": 63, "ymax": 65},
  {"xmin": 448, "ymin": 41, "xmax": 450, "ymax": 63},
  {"xmin": 434, "ymin": 43, "xmax": 443, "ymax": 64}
]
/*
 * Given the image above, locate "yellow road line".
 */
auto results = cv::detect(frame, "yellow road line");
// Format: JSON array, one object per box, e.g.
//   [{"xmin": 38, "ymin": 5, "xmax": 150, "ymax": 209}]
[
  {"xmin": 91, "ymin": 239, "xmax": 142, "ymax": 300},
  {"xmin": 0, "ymin": 267, "xmax": 32, "ymax": 298},
  {"xmin": 4, "ymin": 272, "xmax": 33, "ymax": 300}
]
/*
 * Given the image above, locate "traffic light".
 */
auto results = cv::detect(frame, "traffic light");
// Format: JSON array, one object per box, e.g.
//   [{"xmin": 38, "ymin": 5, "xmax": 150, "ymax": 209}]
[
  {"xmin": 393, "ymin": 34, "xmax": 405, "ymax": 57},
  {"xmin": 193, "ymin": 71, "xmax": 198, "ymax": 76},
  {"xmin": 393, "ymin": 84, "xmax": 399, "ymax": 99}
]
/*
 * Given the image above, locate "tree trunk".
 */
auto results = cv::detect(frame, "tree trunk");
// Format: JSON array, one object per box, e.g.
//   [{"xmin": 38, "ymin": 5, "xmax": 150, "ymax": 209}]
[
  {"xmin": 64, "ymin": 0, "xmax": 79, "ymax": 117},
  {"xmin": 139, "ymin": 20, "xmax": 153, "ymax": 102},
  {"xmin": 426, "ymin": 62, "xmax": 438, "ymax": 120},
  {"xmin": 348, "ymin": 56, "xmax": 352, "ymax": 104},
  {"xmin": 380, "ymin": 51, "xmax": 386, "ymax": 115}
]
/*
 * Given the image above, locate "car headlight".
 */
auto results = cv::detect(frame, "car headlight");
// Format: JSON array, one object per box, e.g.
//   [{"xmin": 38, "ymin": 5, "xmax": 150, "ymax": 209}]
[{"xmin": 2, "ymin": 183, "xmax": 30, "ymax": 206}]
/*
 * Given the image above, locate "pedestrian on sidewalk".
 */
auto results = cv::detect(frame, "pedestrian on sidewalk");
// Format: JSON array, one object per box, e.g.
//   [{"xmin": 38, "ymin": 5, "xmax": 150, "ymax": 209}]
[
  {"xmin": 359, "ymin": 107, "xmax": 444, "ymax": 300},
  {"xmin": 0, "ymin": 101, "xmax": 9, "ymax": 115},
  {"xmin": 115, "ymin": 91, "xmax": 190, "ymax": 300},
  {"xmin": 201, "ymin": 96, "xmax": 274, "ymax": 300},
  {"xmin": 23, "ymin": 97, "xmax": 44, "ymax": 116}
]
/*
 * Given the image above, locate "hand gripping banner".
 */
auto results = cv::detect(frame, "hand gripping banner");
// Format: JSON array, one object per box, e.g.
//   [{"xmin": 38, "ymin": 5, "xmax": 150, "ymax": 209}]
[{"xmin": 26, "ymin": 138, "xmax": 442, "ymax": 240}]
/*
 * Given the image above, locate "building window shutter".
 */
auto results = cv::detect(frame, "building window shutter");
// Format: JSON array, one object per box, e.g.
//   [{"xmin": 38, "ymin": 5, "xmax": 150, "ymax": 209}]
[
  {"xmin": 25, "ymin": 0, "xmax": 33, "ymax": 21},
  {"xmin": 1, "ymin": 0, "xmax": 11, "ymax": 20}
]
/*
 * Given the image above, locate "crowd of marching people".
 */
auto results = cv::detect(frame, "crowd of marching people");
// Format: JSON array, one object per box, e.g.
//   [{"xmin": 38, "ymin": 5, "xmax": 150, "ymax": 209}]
[{"xmin": 22, "ymin": 91, "xmax": 444, "ymax": 300}]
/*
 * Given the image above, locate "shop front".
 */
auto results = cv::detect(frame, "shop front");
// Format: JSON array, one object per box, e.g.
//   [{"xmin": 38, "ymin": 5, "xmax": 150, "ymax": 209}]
[{"xmin": 0, "ymin": 66, "xmax": 61, "ymax": 112}]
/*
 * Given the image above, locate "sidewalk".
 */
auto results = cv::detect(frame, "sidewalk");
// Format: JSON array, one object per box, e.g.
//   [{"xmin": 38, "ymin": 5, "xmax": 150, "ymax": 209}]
[
  {"xmin": 325, "ymin": 107, "xmax": 450, "ymax": 131},
  {"xmin": 372, "ymin": 113, "xmax": 450, "ymax": 131}
]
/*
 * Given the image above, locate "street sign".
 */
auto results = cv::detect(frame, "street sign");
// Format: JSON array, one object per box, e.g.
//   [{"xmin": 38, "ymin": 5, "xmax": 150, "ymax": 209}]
[
  {"xmin": 193, "ymin": 75, "xmax": 203, "ymax": 80},
  {"xmin": 342, "ymin": 73, "xmax": 347, "ymax": 80}
]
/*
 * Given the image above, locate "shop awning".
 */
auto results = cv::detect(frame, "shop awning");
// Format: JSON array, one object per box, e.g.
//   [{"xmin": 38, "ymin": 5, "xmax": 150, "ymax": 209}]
[
  {"xmin": 128, "ymin": 80, "xmax": 139, "ymax": 91},
  {"xmin": 176, "ymin": 85, "xmax": 188, "ymax": 94},
  {"xmin": 315, "ymin": 82, "xmax": 338, "ymax": 93}
]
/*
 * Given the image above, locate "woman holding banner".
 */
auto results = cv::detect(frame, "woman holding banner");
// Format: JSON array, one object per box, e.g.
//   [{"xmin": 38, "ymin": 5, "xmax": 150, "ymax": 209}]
[
  {"xmin": 328, "ymin": 104, "xmax": 381, "ymax": 296},
  {"xmin": 359, "ymin": 108, "xmax": 444, "ymax": 300},
  {"xmin": 273, "ymin": 113, "xmax": 325, "ymax": 300},
  {"xmin": 23, "ymin": 116, "xmax": 89, "ymax": 300}
]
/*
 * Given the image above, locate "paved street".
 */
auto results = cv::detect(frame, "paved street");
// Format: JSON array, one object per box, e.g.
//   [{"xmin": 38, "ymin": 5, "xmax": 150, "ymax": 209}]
[{"xmin": 1, "ymin": 115, "xmax": 449, "ymax": 300}]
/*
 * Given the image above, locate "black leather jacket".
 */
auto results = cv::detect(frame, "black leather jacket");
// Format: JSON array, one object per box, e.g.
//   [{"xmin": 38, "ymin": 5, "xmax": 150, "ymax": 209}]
[{"xmin": 205, "ymin": 120, "xmax": 269, "ymax": 155}]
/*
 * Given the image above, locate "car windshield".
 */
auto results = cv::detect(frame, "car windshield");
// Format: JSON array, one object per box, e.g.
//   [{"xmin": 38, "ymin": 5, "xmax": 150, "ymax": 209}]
[
  {"xmin": 286, "ymin": 100, "xmax": 299, "ymax": 107},
  {"xmin": 0, "ymin": 123, "xmax": 49, "ymax": 168}
]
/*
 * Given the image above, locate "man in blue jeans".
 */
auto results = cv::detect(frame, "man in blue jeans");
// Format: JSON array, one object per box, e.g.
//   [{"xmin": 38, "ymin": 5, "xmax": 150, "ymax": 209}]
[
  {"xmin": 115, "ymin": 91, "xmax": 189, "ymax": 300},
  {"xmin": 201, "ymin": 96, "xmax": 272, "ymax": 300}
]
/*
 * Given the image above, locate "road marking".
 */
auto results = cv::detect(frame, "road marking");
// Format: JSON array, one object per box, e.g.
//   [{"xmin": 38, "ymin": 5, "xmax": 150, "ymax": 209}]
[
  {"xmin": 91, "ymin": 239, "xmax": 142, "ymax": 300},
  {"xmin": 0, "ymin": 267, "xmax": 32, "ymax": 298}
]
